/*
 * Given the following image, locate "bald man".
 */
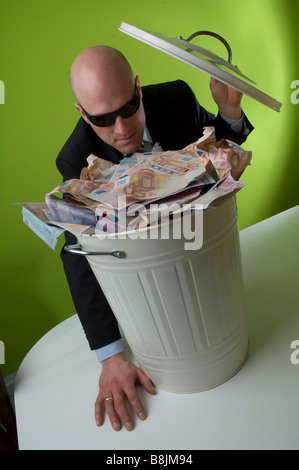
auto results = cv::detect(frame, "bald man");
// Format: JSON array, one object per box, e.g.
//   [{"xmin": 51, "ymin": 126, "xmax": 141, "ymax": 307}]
[{"xmin": 57, "ymin": 46, "xmax": 253, "ymax": 432}]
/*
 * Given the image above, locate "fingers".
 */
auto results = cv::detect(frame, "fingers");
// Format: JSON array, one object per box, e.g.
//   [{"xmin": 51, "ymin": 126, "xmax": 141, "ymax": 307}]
[
  {"xmin": 136, "ymin": 368, "xmax": 157, "ymax": 396},
  {"xmin": 95, "ymin": 391, "xmax": 123, "ymax": 431},
  {"xmin": 95, "ymin": 389, "xmax": 140, "ymax": 431},
  {"xmin": 123, "ymin": 384, "xmax": 147, "ymax": 424},
  {"xmin": 95, "ymin": 353, "xmax": 156, "ymax": 431},
  {"xmin": 94, "ymin": 391, "xmax": 105, "ymax": 428},
  {"xmin": 95, "ymin": 374, "xmax": 156, "ymax": 431},
  {"xmin": 119, "ymin": 371, "xmax": 157, "ymax": 428},
  {"xmin": 94, "ymin": 394, "xmax": 123, "ymax": 431},
  {"xmin": 105, "ymin": 394, "xmax": 131, "ymax": 431}
]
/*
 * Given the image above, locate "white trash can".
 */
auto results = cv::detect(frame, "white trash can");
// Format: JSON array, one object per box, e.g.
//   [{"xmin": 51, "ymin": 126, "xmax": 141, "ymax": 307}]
[{"xmin": 65, "ymin": 197, "xmax": 248, "ymax": 393}]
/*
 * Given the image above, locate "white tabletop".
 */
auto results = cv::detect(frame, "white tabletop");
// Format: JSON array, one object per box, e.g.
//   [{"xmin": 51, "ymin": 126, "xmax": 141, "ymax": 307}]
[{"xmin": 14, "ymin": 205, "xmax": 299, "ymax": 450}]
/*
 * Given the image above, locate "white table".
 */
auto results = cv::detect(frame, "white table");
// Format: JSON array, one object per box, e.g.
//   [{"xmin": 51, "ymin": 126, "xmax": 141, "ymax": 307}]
[{"xmin": 14, "ymin": 205, "xmax": 299, "ymax": 450}]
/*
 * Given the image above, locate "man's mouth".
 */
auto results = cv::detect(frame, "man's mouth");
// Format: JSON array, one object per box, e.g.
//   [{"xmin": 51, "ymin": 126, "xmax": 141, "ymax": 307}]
[{"xmin": 118, "ymin": 132, "xmax": 135, "ymax": 143}]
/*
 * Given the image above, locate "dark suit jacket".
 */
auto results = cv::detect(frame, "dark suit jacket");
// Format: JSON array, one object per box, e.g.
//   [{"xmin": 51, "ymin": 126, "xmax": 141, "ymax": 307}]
[{"xmin": 56, "ymin": 80, "xmax": 253, "ymax": 350}]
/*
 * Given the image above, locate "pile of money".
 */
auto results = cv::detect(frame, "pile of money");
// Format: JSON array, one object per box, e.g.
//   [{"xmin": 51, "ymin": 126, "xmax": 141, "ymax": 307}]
[{"xmin": 17, "ymin": 127, "xmax": 252, "ymax": 248}]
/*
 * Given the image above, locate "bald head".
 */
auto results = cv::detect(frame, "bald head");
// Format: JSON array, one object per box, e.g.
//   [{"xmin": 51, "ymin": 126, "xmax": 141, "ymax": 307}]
[
  {"xmin": 70, "ymin": 46, "xmax": 135, "ymax": 109},
  {"xmin": 69, "ymin": 45, "xmax": 145, "ymax": 154}
]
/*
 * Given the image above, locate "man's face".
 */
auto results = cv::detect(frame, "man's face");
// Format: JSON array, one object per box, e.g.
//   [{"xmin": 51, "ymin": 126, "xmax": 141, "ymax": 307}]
[{"xmin": 76, "ymin": 75, "xmax": 146, "ymax": 154}]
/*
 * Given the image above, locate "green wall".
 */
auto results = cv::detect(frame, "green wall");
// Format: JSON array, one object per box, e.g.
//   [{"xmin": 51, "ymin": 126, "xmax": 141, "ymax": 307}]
[{"xmin": 0, "ymin": 0, "xmax": 298, "ymax": 376}]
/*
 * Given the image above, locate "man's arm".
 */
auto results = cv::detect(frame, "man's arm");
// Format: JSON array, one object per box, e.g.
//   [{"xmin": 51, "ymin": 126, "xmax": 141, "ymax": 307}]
[
  {"xmin": 56, "ymin": 124, "xmax": 156, "ymax": 432},
  {"xmin": 142, "ymin": 80, "xmax": 253, "ymax": 151},
  {"xmin": 60, "ymin": 230, "xmax": 122, "ymax": 350},
  {"xmin": 56, "ymin": 122, "xmax": 124, "ymax": 350},
  {"xmin": 209, "ymin": 77, "xmax": 253, "ymax": 144}
]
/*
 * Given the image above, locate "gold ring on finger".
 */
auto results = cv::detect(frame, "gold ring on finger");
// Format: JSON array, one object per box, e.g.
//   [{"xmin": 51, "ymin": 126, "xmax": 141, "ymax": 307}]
[{"xmin": 104, "ymin": 396, "xmax": 114, "ymax": 402}]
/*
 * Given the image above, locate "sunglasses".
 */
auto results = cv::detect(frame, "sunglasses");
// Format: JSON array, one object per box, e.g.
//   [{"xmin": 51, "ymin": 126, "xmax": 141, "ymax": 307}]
[{"xmin": 81, "ymin": 83, "xmax": 140, "ymax": 128}]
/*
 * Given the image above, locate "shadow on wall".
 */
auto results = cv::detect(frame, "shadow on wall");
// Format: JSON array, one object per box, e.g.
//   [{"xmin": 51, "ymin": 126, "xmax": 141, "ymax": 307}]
[{"xmin": 1, "ymin": 249, "xmax": 73, "ymax": 375}]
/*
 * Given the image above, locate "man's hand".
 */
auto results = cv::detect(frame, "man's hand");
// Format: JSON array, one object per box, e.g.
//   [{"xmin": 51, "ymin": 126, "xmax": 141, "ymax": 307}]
[
  {"xmin": 95, "ymin": 352, "xmax": 156, "ymax": 431},
  {"xmin": 210, "ymin": 77, "xmax": 243, "ymax": 121}
]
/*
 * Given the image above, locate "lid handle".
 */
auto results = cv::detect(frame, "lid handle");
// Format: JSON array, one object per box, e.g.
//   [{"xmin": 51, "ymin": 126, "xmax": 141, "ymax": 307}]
[{"xmin": 179, "ymin": 30, "xmax": 233, "ymax": 63}]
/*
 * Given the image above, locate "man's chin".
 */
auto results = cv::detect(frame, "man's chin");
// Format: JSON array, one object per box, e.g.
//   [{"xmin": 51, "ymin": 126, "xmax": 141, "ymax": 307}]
[{"xmin": 116, "ymin": 140, "xmax": 142, "ymax": 155}]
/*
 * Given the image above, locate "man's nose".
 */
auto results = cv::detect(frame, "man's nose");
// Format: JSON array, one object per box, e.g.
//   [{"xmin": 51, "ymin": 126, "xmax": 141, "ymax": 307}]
[{"xmin": 114, "ymin": 115, "xmax": 130, "ymax": 134}]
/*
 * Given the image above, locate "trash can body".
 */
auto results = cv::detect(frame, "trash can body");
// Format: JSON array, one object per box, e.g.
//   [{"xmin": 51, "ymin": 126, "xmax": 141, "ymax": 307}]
[{"xmin": 75, "ymin": 197, "xmax": 248, "ymax": 392}]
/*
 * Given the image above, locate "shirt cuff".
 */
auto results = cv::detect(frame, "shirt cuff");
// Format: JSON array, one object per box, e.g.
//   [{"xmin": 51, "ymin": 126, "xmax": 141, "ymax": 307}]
[
  {"xmin": 95, "ymin": 339, "xmax": 124, "ymax": 362},
  {"xmin": 220, "ymin": 112, "xmax": 247, "ymax": 135}
]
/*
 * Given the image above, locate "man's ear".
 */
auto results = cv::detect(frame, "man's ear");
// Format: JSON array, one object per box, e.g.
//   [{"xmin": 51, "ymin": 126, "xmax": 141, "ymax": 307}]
[
  {"xmin": 74, "ymin": 103, "xmax": 90, "ymax": 124},
  {"xmin": 135, "ymin": 75, "xmax": 143, "ymax": 99}
]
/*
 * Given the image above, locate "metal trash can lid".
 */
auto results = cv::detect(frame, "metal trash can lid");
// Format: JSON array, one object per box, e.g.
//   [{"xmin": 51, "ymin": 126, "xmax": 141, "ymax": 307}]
[{"xmin": 118, "ymin": 22, "xmax": 282, "ymax": 112}]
